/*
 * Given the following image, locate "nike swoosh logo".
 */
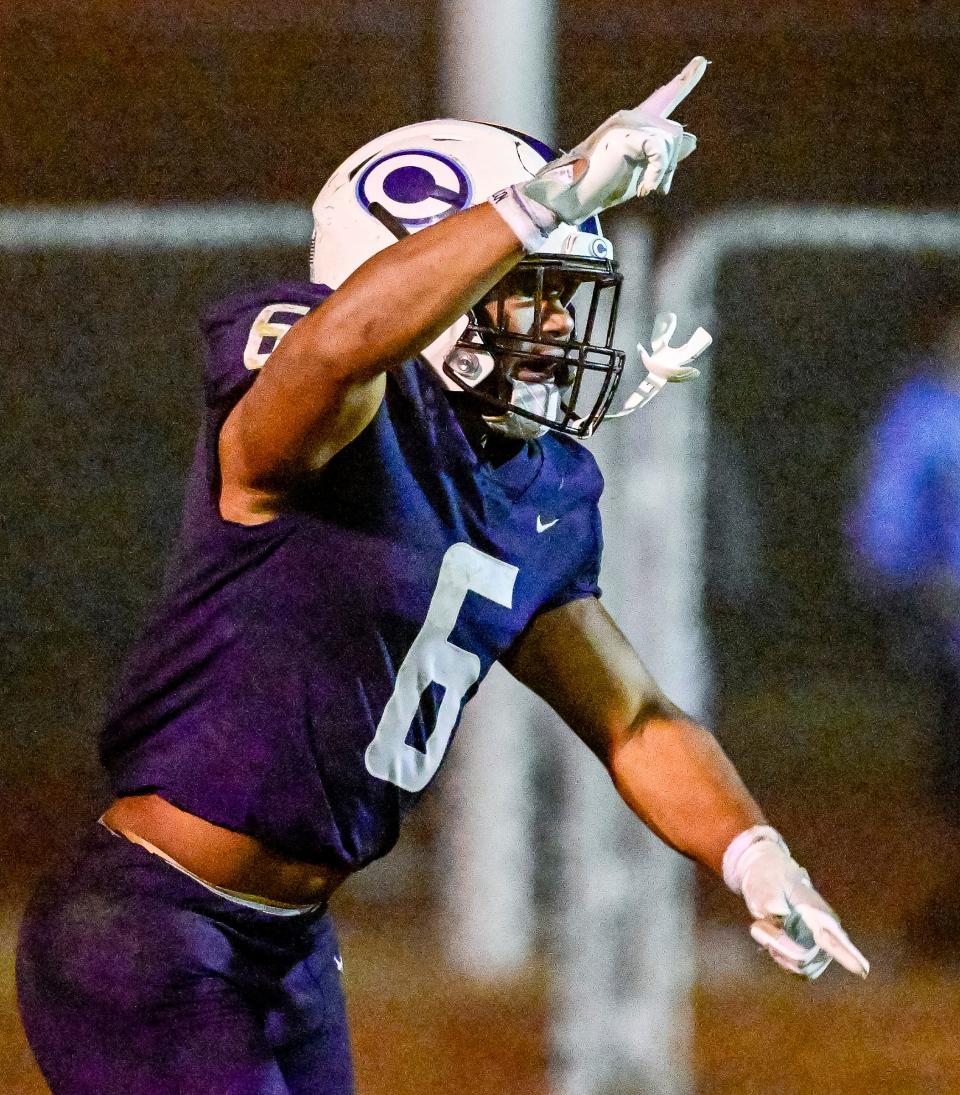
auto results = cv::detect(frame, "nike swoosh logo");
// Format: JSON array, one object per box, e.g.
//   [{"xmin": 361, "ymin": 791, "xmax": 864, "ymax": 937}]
[
  {"xmin": 334, "ymin": 954, "xmax": 344, "ymax": 972},
  {"xmin": 536, "ymin": 516, "xmax": 559, "ymax": 533}
]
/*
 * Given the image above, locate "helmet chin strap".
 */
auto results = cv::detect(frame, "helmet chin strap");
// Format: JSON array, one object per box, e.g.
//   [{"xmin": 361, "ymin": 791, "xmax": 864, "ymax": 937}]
[{"xmin": 566, "ymin": 313, "xmax": 712, "ymax": 436}]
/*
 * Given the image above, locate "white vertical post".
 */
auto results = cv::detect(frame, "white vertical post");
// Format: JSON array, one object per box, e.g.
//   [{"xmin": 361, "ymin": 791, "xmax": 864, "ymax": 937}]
[
  {"xmin": 441, "ymin": 662, "xmax": 539, "ymax": 974},
  {"xmin": 551, "ymin": 218, "xmax": 694, "ymax": 1095},
  {"xmin": 438, "ymin": 7, "xmax": 698, "ymax": 1085},
  {"xmin": 439, "ymin": 0, "xmax": 555, "ymax": 135},
  {"xmin": 438, "ymin": 0, "xmax": 557, "ymax": 975}
]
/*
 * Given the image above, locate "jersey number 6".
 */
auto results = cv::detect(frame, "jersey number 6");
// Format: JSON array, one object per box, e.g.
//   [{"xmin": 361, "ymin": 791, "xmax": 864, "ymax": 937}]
[
  {"xmin": 243, "ymin": 303, "xmax": 311, "ymax": 371},
  {"xmin": 365, "ymin": 542, "xmax": 518, "ymax": 792}
]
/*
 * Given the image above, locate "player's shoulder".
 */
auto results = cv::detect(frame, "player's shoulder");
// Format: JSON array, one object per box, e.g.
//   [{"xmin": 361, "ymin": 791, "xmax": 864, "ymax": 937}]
[
  {"xmin": 200, "ymin": 279, "xmax": 331, "ymax": 408},
  {"xmin": 203, "ymin": 279, "xmax": 329, "ymax": 336}
]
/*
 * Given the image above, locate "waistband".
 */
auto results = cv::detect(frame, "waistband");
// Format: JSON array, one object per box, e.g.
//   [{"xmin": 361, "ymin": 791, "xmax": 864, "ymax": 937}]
[{"xmin": 98, "ymin": 818, "xmax": 324, "ymax": 918}]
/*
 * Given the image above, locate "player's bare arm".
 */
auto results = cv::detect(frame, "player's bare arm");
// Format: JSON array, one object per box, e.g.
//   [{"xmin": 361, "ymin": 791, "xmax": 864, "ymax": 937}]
[
  {"xmin": 501, "ymin": 596, "xmax": 765, "ymax": 871},
  {"xmin": 220, "ymin": 55, "xmax": 711, "ymax": 520},
  {"xmin": 219, "ymin": 204, "xmax": 525, "ymax": 519},
  {"xmin": 502, "ymin": 596, "xmax": 869, "ymax": 980}
]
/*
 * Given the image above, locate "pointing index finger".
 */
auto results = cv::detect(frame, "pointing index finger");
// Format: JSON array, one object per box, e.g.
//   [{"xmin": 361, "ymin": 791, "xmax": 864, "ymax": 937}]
[
  {"xmin": 638, "ymin": 56, "xmax": 709, "ymax": 118},
  {"xmin": 818, "ymin": 925, "xmax": 871, "ymax": 978}
]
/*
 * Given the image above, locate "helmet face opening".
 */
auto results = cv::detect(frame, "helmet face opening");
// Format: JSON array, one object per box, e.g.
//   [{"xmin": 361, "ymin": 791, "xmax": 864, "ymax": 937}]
[{"xmin": 444, "ymin": 254, "xmax": 626, "ymax": 438}]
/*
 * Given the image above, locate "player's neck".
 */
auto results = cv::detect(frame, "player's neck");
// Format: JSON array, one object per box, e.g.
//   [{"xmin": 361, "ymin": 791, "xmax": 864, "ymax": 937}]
[{"xmin": 446, "ymin": 393, "xmax": 528, "ymax": 466}]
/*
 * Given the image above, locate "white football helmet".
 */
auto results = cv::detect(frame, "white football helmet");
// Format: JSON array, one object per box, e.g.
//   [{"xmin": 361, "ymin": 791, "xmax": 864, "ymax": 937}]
[{"xmin": 309, "ymin": 119, "xmax": 625, "ymax": 439}]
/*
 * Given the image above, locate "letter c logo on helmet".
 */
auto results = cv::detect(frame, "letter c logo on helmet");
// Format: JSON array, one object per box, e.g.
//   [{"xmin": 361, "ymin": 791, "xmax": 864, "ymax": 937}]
[{"xmin": 356, "ymin": 150, "xmax": 472, "ymax": 228}]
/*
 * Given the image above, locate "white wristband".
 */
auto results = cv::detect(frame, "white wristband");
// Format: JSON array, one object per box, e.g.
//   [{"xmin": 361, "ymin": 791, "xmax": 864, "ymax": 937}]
[
  {"xmin": 489, "ymin": 186, "xmax": 559, "ymax": 253},
  {"xmin": 722, "ymin": 825, "xmax": 789, "ymax": 893}
]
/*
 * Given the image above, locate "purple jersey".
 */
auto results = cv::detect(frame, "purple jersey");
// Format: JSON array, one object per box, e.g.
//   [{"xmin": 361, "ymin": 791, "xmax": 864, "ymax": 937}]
[{"xmin": 100, "ymin": 281, "xmax": 604, "ymax": 870}]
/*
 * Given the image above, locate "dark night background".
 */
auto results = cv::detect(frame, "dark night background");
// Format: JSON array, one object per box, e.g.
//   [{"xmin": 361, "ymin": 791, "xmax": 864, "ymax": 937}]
[
  {"xmin": 4, "ymin": 2, "xmax": 957, "ymax": 211},
  {"xmin": 5, "ymin": 0, "xmax": 958, "ymax": 807},
  {"xmin": 4, "ymin": 2, "xmax": 960, "ymax": 1091}
]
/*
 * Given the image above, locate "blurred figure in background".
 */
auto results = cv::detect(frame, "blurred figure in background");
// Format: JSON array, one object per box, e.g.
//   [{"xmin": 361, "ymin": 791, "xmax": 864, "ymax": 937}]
[{"xmin": 849, "ymin": 304, "xmax": 960, "ymax": 950}]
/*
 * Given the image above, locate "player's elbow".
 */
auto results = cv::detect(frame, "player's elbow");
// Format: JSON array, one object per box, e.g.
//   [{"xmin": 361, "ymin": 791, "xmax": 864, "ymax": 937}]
[
  {"xmin": 626, "ymin": 690, "xmax": 684, "ymax": 738},
  {"xmin": 605, "ymin": 692, "xmax": 684, "ymax": 778}
]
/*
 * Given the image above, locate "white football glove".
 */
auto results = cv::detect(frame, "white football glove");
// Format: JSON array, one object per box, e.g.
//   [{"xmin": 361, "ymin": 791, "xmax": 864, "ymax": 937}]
[
  {"xmin": 520, "ymin": 56, "xmax": 707, "ymax": 225},
  {"xmin": 490, "ymin": 58, "xmax": 708, "ymax": 250},
  {"xmin": 723, "ymin": 826, "xmax": 870, "ymax": 981}
]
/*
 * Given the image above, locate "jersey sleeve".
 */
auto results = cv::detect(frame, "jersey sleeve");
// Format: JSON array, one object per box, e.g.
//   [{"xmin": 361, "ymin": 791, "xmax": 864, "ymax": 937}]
[
  {"xmin": 545, "ymin": 503, "xmax": 603, "ymax": 610},
  {"xmin": 201, "ymin": 281, "xmax": 331, "ymax": 422},
  {"xmin": 186, "ymin": 282, "xmax": 332, "ymax": 514}
]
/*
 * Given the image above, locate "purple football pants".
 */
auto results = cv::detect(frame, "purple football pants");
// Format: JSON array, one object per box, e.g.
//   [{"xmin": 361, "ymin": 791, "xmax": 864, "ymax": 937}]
[{"xmin": 16, "ymin": 824, "xmax": 355, "ymax": 1095}]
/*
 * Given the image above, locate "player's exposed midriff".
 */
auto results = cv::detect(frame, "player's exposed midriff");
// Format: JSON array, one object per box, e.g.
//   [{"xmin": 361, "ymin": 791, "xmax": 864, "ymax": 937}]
[{"xmin": 101, "ymin": 793, "xmax": 350, "ymax": 906}]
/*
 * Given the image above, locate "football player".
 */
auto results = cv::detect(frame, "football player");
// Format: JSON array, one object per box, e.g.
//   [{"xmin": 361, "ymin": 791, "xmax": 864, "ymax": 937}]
[{"xmin": 17, "ymin": 58, "xmax": 867, "ymax": 1095}]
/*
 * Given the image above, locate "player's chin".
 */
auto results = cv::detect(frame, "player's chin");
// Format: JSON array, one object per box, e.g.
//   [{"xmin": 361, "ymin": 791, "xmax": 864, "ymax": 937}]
[{"xmin": 482, "ymin": 408, "xmax": 550, "ymax": 441}]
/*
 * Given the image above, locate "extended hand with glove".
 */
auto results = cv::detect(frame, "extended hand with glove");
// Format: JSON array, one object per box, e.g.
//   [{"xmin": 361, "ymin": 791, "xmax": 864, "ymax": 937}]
[{"xmin": 723, "ymin": 826, "xmax": 870, "ymax": 980}]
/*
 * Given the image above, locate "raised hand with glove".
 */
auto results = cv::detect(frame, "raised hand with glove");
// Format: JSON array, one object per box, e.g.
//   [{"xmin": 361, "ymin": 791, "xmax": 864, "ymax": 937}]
[
  {"xmin": 491, "ymin": 56, "xmax": 708, "ymax": 249},
  {"xmin": 486, "ymin": 58, "xmax": 714, "ymax": 435}
]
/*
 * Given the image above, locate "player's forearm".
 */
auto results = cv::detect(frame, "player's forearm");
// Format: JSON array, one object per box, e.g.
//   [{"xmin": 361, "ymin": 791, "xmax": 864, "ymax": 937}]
[
  {"xmin": 220, "ymin": 203, "xmax": 526, "ymax": 493},
  {"xmin": 305, "ymin": 203, "xmax": 524, "ymax": 380},
  {"xmin": 608, "ymin": 714, "xmax": 766, "ymax": 876}
]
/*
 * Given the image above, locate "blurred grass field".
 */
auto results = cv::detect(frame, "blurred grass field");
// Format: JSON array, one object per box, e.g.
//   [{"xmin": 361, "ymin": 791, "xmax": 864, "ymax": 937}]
[{"xmin": 5, "ymin": 785, "xmax": 960, "ymax": 1095}]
